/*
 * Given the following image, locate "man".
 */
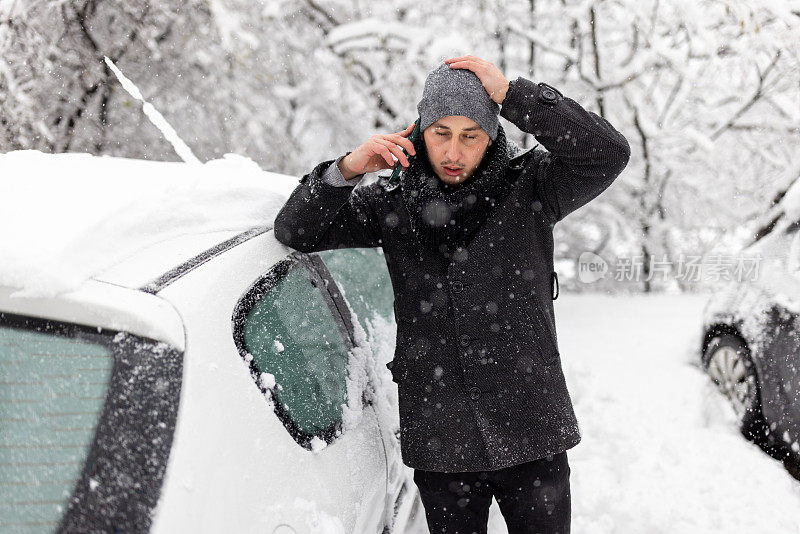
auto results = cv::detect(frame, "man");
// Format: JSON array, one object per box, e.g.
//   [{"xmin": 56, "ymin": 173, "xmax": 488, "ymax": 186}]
[{"xmin": 274, "ymin": 55, "xmax": 630, "ymax": 533}]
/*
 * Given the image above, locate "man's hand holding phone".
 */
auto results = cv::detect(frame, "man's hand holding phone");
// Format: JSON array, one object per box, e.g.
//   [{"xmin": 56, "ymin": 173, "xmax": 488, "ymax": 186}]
[{"xmin": 338, "ymin": 123, "xmax": 418, "ymax": 180}]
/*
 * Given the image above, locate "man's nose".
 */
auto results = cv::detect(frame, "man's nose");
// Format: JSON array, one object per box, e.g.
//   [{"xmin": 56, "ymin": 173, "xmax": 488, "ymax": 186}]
[{"xmin": 445, "ymin": 139, "xmax": 461, "ymax": 161}]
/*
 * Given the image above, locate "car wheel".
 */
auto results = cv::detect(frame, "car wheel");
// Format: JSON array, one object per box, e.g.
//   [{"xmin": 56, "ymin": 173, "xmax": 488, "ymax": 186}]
[{"xmin": 703, "ymin": 334, "xmax": 766, "ymax": 440}]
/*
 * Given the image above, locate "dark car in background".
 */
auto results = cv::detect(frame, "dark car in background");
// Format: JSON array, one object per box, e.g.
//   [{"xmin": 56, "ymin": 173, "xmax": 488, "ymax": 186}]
[{"xmin": 700, "ymin": 216, "xmax": 800, "ymax": 464}]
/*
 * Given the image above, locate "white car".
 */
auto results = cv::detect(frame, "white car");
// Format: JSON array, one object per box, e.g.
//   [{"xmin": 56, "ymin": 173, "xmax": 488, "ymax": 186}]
[{"xmin": 0, "ymin": 151, "xmax": 422, "ymax": 533}]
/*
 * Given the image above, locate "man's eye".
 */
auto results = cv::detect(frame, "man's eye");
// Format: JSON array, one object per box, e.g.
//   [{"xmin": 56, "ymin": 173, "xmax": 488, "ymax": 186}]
[
  {"xmin": 465, "ymin": 135, "xmax": 477, "ymax": 140},
  {"xmin": 436, "ymin": 132, "xmax": 448, "ymax": 136}
]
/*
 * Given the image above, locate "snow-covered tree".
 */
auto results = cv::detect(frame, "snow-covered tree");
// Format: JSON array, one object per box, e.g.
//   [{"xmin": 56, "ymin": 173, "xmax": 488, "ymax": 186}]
[{"xmin": 2, "ymin": 0, "xmax": 799, "ymax": 292}]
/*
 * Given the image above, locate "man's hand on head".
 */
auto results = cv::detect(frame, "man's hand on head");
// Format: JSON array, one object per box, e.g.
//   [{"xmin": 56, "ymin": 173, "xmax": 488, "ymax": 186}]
[{"xmin": 445, "ymin": 55, "xmax": 510, "ymax": 105}]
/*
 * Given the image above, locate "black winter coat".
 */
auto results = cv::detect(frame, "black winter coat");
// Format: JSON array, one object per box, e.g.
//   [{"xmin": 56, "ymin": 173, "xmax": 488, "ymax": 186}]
[{"xmin": 273, "ymin": 76, "xmax": 631, "ymax": 472}]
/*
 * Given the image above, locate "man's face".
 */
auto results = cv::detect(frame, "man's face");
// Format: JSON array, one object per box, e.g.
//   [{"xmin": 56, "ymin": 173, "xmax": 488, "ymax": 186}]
[{"xmin": 422, "ymin": 115, "xmax": 493, "ymax": 186}]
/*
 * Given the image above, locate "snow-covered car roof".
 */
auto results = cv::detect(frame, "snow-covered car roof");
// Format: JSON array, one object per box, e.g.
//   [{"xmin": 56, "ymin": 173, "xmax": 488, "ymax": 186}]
[{"xmin": 0, "ymin": 150, "xmax": 300, "ymax": 297}]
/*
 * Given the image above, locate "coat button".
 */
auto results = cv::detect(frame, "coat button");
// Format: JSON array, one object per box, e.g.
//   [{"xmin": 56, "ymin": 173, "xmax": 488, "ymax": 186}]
[
  {"xmin": 469, "ymin": 387, "xmax": 482, "ymax": 400},
  {"xmin": 451, "ymin": 280, "xmax": 464, "ymax": 293},
  {"xmin": 459, "ymin": 334, "xmax": 471, "ymax": 347},
  {"xmin": 538, "ymin": 84, "xmax": 560, "ymax": 104}
]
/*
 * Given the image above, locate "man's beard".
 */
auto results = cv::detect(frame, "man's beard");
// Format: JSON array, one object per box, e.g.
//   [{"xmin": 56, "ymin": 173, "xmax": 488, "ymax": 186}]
[{"xmin": 400, "ymin": 124, "xmax": 515, "ymax": 252}]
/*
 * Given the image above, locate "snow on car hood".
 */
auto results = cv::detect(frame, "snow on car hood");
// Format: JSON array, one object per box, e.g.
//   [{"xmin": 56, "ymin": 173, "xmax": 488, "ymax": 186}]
[{"xmin": 0, "ymin": 150, "xmax": 298, "ymax": 297}]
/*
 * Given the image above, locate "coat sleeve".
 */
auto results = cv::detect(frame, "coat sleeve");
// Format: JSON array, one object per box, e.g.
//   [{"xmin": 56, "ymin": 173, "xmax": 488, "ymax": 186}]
[
  {"xmin": 499, "ymin": 77, "xmax": 631, "ymax": 224},
  {"xmin": 321, "ymin": 154, "xmax": 367, "ymax": 187},
  {"xmin": 272, "ymin": 158, "xmax": 383, "ymax": 252}
]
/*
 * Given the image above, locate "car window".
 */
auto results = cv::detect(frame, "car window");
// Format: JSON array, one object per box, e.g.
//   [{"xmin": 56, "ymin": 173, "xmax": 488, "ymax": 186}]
[
  {"xmin": 0, "ymin": 323, "xmax": 113, "ymax": 531},
  {"xmin": 235, "ymin": 259, "xmax": 352, "ymax": 448},
  {"xmin": 317, "ymin": 248, "xmax": 394, "ymax": 332}
]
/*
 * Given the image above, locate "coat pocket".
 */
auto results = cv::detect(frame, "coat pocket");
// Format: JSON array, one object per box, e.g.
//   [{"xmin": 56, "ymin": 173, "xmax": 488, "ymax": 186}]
[{"xmin": 524, "ymin": 302, "xmax": 560, "ymax": 365}]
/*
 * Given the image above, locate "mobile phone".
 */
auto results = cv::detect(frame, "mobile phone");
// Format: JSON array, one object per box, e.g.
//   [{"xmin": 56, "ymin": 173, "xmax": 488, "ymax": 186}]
[{"xmin": 386, "ymin": 117, "xmax": 421, "ymax": 187}]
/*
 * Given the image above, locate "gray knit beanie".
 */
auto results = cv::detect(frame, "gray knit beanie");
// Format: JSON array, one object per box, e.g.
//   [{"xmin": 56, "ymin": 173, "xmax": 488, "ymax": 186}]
[{"xmin": 417, "ymin": 63, "xmax": 500, "ymax": 141}]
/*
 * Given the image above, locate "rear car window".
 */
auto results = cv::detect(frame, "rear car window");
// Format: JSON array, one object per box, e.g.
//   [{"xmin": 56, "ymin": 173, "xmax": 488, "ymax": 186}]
[
  {"xmin": 0, "ymin": 325, "xmax": 113, "ymax": 532},
  {"xmin": 0, "ymin": 313, "xmax": 182, "ymax": 533}
]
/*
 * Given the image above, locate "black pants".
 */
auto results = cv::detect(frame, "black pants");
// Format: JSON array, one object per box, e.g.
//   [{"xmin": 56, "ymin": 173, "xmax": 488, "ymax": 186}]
[{"xmin": 412, "ymin": 451, "xmax": 571, "ymax": 534}]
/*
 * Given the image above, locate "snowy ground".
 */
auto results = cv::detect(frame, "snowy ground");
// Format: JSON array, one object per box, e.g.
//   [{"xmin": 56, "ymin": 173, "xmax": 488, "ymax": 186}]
[{"xmin": 409, "ymin": 293, "xmax": 800, "ymax": 534}]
